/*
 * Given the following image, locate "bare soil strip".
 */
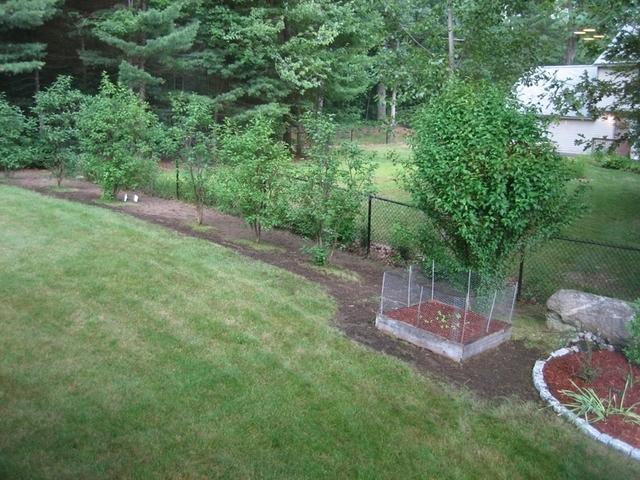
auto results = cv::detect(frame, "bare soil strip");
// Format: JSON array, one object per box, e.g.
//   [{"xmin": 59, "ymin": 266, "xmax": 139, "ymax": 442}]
[{"xmin": 6, "ymin": 170, "xmax": 542, "ymax": 401}]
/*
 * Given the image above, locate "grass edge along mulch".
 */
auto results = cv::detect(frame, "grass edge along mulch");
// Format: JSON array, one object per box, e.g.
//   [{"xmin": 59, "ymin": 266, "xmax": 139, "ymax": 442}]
[{"xmin": 0, "ymin": 185, "xmax": 638, "ymax": 479}]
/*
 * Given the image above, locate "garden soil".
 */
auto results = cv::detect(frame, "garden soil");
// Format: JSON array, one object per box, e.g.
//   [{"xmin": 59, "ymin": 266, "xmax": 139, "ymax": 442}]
[{"xmin": 8, "ymin": 170, "xmax": 542, "ymax": 402}]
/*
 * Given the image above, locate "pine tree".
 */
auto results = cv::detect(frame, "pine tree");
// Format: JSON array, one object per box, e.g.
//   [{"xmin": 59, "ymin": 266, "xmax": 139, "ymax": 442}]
[
  {"xmin": 88, "ymin": 1, "xmax": 199, "ymax": 99},
  {"xmin": 0, "ymin": 0, "xmax": 60, "ymax": 75}
]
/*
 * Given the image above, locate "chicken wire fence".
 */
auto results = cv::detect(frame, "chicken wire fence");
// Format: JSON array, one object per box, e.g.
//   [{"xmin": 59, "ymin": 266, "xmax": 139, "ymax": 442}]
[
  {"xmin": 379, "ymin": 263, "xmax": 518, "ymax": 345},
  {"xmin": 365, "ymin": 195, "xmax": 640, "ymax": 303}
]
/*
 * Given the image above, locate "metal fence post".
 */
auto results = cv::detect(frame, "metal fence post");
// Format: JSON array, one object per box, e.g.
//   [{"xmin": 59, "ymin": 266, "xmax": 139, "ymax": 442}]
[
  {"xmin": 516, "ymin": 250, "xmax": 525, "ymax": 301},
  {"xmin": 366, "ymin": 195, "xmax": 372, "ymax": 256}
]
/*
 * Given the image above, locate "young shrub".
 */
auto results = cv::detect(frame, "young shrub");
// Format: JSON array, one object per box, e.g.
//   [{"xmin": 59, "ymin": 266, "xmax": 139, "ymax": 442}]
[
  {"xmin": 218, "ymin": 116, "xmax": 292, "ymax": 241},
  {"xmin": 32, "ymin": 76, "xmax": 85, "ymax": 187},
  {"xmin": 77, "ymin": 75, "xmax": 159, "ymax": 199},
  {"xmin": 290, "ymin": 112, "xmax": 375, "ymax": 262},
  {"xmin": 625, "ymin": 299, "xmax": 640, "ymax": 366},
  {"xmin": 169, "ymin": 93, "xmax": 217, "ymax": 225},
  {"xmin": 0, "ymin": 94, "xmax": 35, "ymax": 175},
  {"xmin": 403, "ymin": 79, "xmax": 582, "ymax": 280}
]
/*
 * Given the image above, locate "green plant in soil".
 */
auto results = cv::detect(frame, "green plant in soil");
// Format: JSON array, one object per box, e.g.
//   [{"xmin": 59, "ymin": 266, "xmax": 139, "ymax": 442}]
[
  {"xmin": 625, "ymin": 299, "xmax": 640, "ymax": 366},
  {"xmin": 403, "ymin": 79, "xmax": 583, "ymax": 281},
  {"xmin": 1, "ymin": 185, "xmax": 638, "ymax": 478},
  {"xmin": 32, "ymin": 75, "xmax": 85, "ymax": 187},
  {"xmin": 77, "ymin": 75, "xmax": 158, "ymax": 199},
  {"xmin": 561, "ymin": 376, "xmax": 640, "ymax": 425},
  {"xmin": 577, "ymin": 342, "xmax": 600, "ymax": 383}
]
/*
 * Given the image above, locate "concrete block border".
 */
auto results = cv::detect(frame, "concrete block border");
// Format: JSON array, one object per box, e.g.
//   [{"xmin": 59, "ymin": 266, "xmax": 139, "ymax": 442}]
[{"xmin": 532, "ymin": 347, "xmax": 640, "ymax": 461}]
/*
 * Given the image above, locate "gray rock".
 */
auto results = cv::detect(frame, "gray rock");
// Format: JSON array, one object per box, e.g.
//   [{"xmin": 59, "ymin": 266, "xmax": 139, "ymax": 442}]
[{"xmin": 546, "ymin": 289, "xmax": 634, "ymax": 346}]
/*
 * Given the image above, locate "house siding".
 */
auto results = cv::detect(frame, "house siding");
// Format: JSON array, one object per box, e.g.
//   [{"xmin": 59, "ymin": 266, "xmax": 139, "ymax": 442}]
[{"xmin": 547, "ymin": 117, "xmax": 617, "ymax": 155}]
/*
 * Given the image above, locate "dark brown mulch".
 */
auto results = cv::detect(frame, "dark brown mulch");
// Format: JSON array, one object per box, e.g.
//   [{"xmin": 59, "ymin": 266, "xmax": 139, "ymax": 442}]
[
  {"xmin": 544, "ymin": 350, "xmax": 640, "ymax": 448},
  {"xmin": 6, "ymin": 170, "xmax": 543, "ymax": 402}
]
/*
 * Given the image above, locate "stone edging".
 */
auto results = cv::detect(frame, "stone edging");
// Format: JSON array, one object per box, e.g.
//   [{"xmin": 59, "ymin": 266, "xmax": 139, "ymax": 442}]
[{"xmin": 532, "ymin": 347, "xmax": 640, "ymax": 461}]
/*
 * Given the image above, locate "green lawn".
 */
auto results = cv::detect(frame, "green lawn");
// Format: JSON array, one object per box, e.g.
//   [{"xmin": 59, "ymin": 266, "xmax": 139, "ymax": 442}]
[{"xmin": 0, "ymin": 185, "xmax": 638, "ymax": 478}]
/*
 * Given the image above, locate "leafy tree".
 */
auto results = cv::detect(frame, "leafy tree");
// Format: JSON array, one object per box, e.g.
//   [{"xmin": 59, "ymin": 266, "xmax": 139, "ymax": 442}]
[
  {"xmin": 218, "ymin": 115, "xmax": 292, "ymax": 242},
  {"xmin": 0, "ymin": 94, "xmax": 34, "ymax": 174},
  {"xmin": 77, "ymin": 75, "xmax": 159, "ymax": 199},
  {"xmin": 169, "ymin": 92, "xmax": 217, "ymax": 225},
  {"xmin": 0, "ymin": 0, "xmax": 59, "ymax": 75},
  {"xmin": 403, "ymin": 80, "xmax": 582, "ymax": 279},
  {"xmin": 88, "ymin": 1, "xmax": 199, "ymax": 99},
  {"xmin": 32, "ymin": 75, "xmax": 85, "ymax": 187},
  {"xmin": 291, "ymin": 112, "xmax": 375, "ymax": 262}
]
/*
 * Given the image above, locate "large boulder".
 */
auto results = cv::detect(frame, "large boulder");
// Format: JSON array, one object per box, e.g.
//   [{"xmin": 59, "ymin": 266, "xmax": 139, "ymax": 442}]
[{"xmin": 546, "ymin": 289, "xmax": 634, "ymax": 346}]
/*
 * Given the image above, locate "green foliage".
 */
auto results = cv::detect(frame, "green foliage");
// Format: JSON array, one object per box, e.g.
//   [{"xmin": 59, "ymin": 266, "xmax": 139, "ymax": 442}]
[
  {"xmin": 169, "ymin": 92, "xmax": 217, "ymax": 224},
  {"xmin": 290, "ymin": 112, "xmax": 375, "ymax": 258},
  {"xmin": 404, "ymin": 80, "xmax": 581, "ymax": 280},
  {"xmin": 561, "ymin": 376, "xmax": 640, "ymax": 425},
  {"xmin": 389, "ymin": 223, "xmax": 416, "ymax": 263},
  {"xmin": 0, "ymin": 94, "xmax": 34, "ymax": 174},
  {"xmin": 624, "ymin": 299, "xmax": 640, "ymax": 366},
  {"xmin": 32, "ymin": 75, "xmax": 85, "ymax": 186},
  {"xmin": 89, "ymin": 2, "xmax": 199, "ymax": 98},
  {"xmin": 77, "ymin": 75, "xmax": 159, "ymax": 199},
  {"xmin": 0, "ymin": 0, "xmax": 59, "ymax": 75},
  {"xmin": 597, "ymin": 153, "xmax": 640, "ymax": 174},
  {"xmin": 302, "ymin": 244, "xmax": 330, "ymax": 266},
  {"xmin": 218, "ymin": 116, "xmax": 292, "ymax": 241}
]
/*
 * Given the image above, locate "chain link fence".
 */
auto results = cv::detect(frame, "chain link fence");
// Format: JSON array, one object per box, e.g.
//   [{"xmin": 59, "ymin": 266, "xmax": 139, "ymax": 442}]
[{"xmin": 365, "ymin": 195, "xmax": 640, "ymax": 303}]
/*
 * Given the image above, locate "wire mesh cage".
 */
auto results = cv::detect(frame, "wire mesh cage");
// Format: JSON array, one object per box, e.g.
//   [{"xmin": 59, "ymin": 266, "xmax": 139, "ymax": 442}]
[{"xmin": 376, "ymin": 262, "xmax": 517, "ymax": 361}]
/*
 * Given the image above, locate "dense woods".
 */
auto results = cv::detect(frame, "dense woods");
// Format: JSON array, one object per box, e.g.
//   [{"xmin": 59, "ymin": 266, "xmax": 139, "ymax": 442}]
[
  {"xmin": 2, "ymin": 1, "xmax": 633, "ymax": 128},
  {"xmin": 0, "ymin": 0, "xmax": 637, "ymax": 272}
]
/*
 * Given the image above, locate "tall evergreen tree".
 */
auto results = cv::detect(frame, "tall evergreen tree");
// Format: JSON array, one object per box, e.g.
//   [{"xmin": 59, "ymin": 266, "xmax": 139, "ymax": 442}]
[
  {"xmin": 0, "ymin": 0, "xmax": 60, "ymax": 75},
  {"xmin": 198, "ymin": 0, "xmax": 381, "ymax": 153},
  {"xmin": 86, "ymin": 1, "xmax": 199, "ymax": 99}
]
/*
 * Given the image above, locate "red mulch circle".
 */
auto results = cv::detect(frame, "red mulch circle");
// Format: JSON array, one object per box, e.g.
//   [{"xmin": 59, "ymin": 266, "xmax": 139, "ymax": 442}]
[
  {"xmin": 544, "ymin": 350, "xmax": 640, "ymax": 449},
  {"xmin": 385, "ymin": 300, "xmax": 509, "ymax": 344}
]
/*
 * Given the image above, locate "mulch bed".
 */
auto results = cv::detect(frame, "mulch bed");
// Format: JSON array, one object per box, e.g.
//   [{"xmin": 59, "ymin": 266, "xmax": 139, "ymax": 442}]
[
  {"xmin": 544, "ymin": 350, "xmax": 640, "ymax": 448},
  {"xmin": 5, "ymin": 170, "xmax": 545, "ymax": 402},
  {"xmin": 385, "ymin": 300, "xmax": 509, "ymax": 344}
]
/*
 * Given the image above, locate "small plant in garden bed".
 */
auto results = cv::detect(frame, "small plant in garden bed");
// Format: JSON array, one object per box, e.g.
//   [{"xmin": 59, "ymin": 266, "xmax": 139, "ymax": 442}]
[
  {"xmin": 561, "ymin": 375, "xmax": 640, "ymax": 426},
  {"xmin": 544, "ymin": 348, "xmax": 640, "ymax": 448},
  {"xmin": 388, "ymin": 300, "xmax": 507, "ymax": 344}
]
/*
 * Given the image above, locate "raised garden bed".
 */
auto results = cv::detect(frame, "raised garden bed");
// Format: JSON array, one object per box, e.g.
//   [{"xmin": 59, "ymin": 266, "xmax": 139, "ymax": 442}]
[
  {"xmin": 544, "ymin": 349, "xmax": 640, "ymax": 449},
  {"xmin": 376, "ymin": 300, "xmax": 512, "ymax": 362}
]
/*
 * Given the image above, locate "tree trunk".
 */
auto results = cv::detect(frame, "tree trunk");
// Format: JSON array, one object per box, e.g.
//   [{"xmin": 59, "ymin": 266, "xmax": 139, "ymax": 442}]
[
  {"xmin": 196, "ymin": 203, "xmax": 204, "ymax": 225},
  {"xmin": 390, "ymin": 89, "xmax": 397, "ymax": 128},
  {"xmin": 563, "ymin": 34, "xmax": 577, "ymax": 65},
  {"xmin": 295, "ymin": 119, "xmax": 303, "ymax": 158},
  {"xmin": 34, "ymin": 69, "xmax": 40, "ymax": 93},
  {"xmin": 447, "ymin": 4, "xmax": 455, "ymax": 75},
  {"xmin": 376, "ymin": 83, "xmax": 387, "ymax": 121}
]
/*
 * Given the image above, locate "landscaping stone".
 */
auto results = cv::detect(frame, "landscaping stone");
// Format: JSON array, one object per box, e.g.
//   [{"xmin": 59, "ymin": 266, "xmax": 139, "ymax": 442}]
[{"xmin": 546, "ymin": 289, "xmax": 634, "ymax": 346}]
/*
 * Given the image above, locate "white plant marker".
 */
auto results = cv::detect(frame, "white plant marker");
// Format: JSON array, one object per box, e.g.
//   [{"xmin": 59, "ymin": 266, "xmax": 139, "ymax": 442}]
[
  {"xmin": 123, "ymin": 193, "xmax": 128, "ymax": 202},
  {"xmin": 417, "ymin": 286, "xmax": 424, "ymax": 325},
  {"xmin": 133, "ymin": 194, "xmax": 139, "ymax": 203}
]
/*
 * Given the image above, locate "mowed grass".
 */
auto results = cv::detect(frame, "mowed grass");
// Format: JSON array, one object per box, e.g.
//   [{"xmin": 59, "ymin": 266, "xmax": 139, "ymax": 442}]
[{"xmin": 2, "ymin": 186, "xmax": 639, "ymax": 479}]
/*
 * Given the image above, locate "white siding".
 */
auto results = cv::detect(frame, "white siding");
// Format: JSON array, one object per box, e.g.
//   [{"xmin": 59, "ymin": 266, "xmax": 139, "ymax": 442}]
[{"xmin": 546, "ymin": 117, "xmax": 616, "ymax": 155}]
